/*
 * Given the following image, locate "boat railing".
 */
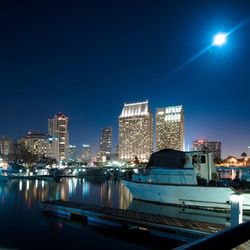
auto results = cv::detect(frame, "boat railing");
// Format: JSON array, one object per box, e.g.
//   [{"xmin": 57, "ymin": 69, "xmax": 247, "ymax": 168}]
[
  {"xmin": 176, "ymin": 219, "xmax": 250, "ymax": 250},
  {"xmin": 138, "ymin": 168, "xmax": 150, "ymax": 174}
]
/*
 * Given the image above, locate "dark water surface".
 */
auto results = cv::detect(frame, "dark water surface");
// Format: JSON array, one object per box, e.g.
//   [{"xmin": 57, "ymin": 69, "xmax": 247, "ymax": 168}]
[{"xmin": 0, "ymin": 178, "xmax": 180, "ymax": 250}]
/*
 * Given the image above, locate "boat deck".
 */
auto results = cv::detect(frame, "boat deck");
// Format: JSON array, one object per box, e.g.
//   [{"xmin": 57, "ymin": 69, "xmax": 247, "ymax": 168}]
[{"xmin": 41, "ymin": 200, "xmax": 226, "ymax": 240}]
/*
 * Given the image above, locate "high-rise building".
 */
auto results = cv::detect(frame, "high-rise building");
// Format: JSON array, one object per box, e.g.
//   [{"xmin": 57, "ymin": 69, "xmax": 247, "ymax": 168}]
[
  {"xmin": 96, "ymin": 151, "xmax": 106, "ymax": 162},
  {"xmin": 81, "ymin": 144, "xmax": 91, "ymax": 163},
  {"xmin": 193, "ymin": 138, "xmax": 208, "ymax": 151},
  {"xmin": 111, "ymin": 144, "xmax": 119, "ymax": 161},
  {"xmin": 20, "ymin": 132, "xmax": 59, "ymax": 160},
  {"xmin": 68, "ymin": 145, "xmax": 77, "ymax": 162},
  {"xmin": 0, "ymin": 136, "xmax": 13, "ymax": 159},
  {"xmin": 156, "ymin": 105, "xmax": 184, "ymax": 151},
  {"xmin": 48, "ymin": 113, "xmax": 69, "ymax": 161},
  {"xmin": 119, "ymin": 100, "xmax": 153, "ymax": 162},
  {"xmin": 193, "ymin": 138, "xmax": 221, "ymax": 160},
  {"xmin": 208, "ymin": 141, "xmax": 222, "ymax": 160},
  {"xmin": 100, "ymin": 127, "xmax": 112, "ymax": 161}
]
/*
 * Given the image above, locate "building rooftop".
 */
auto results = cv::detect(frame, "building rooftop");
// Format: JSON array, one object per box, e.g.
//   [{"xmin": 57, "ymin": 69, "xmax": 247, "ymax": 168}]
[
  {"xmin": 119, "ymin": 100, "xmax": 151, "ymax": 118},
  {"xmin": 54, "ymin": 112, "xmax": 68, "ymax": 119},
  {"xmin": 23, "ymin": 132, "xmax": 48, "ymax": 139},
  {"xmin": 157, "ymin": 105, "xmax": 183, "ymax": 114}
]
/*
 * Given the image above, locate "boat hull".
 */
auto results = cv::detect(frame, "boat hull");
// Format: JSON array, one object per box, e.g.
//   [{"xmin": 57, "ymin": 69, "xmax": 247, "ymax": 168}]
[{"xmin": 123, "ymin": 180, "xmax": 250, "ymax": 211}]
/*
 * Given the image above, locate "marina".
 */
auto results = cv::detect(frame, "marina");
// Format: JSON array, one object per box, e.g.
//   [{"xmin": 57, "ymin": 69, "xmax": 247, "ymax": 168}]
[
  {"xmin": 1, "ymin": 1, "xmax": 250, "ymax": 249},
  {"xmin": 1, "ymin": 166, "xmax": 250, "ymax": 249},
  {"xmin": 0, "ymin": 177, "xmax": 185, "ymax": 249},
  {"xmin": 40, "ymin": 200, "xmax": 225, "ymax": 240},
  {"xmin": 1, "ymin": 141, "xmax": 250, "ymax": 248},
  {"xmin": 1, "ymin": 175, "xmax": 250, "ymax": 247}
]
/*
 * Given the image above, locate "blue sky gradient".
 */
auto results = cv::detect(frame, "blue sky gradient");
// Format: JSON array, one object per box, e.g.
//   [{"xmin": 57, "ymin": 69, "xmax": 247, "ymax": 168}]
[{"xmin": 1, "ymin": 0, "xmax": 250, "ymax": 158}]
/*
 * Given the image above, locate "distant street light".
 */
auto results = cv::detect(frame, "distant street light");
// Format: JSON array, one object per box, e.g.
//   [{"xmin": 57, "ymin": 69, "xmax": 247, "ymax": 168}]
[{"xmin": 213, "ymin": 33, "xmax": 227, "ymax": 46}]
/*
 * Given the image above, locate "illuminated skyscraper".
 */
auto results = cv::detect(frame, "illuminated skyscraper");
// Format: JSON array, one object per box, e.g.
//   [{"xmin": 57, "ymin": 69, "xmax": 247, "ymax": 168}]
[
  {"xmin": 156, "ymin": 105, "xmax": 184, "ymax": 151},
  {"xmin": 0, "ymin": 136, "xmax": 13, "ymax": 160},
  {"xmin": 20, "ymin": 132, "xmax": 59, "ymax": 160},
  {"xmin": 193, "ymin": 138, "xmax": 208, "ymax": 151},
  {"xmin": 100, "ymin": 127, "xmax": 112, "ymax": 161},
  {"xmin": 119, "ymin": 100, "xmax": 153, "ymax": 162},
  {"xmin": 48, "ymin": 113, "xmax": 69, "ymax": 161},
  {"xmin": 207, "ymin": 141, "xmax": 221, "ymax": 160},
  {"xmin": 193, "ymin": 138, "xmax": 221, "ymax": 160},
  {"xmin": 68, "ymin": 145, "xmax": 77, "ymax": 162},
  {"xmin": 81, "ymin": 144, "xmax": 91, "ymax": 163}
]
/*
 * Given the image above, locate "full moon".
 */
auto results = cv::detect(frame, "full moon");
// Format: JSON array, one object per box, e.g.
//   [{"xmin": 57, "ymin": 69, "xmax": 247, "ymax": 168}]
[{"xmin": 213, "ymin": 33, "xmax": 227, "ymax": 46}]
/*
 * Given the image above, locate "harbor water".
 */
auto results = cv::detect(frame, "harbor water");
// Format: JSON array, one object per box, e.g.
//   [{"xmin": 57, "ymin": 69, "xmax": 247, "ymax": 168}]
[{"xmin": 0, "ymin": 178, "xmax": 182, "ymax": 249}]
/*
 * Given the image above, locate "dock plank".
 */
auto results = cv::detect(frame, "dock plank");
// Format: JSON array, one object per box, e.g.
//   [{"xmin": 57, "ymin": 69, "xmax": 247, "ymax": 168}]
[{"xmin": 41, "ymin": 200, "xmax": 226, "ymax": 236}]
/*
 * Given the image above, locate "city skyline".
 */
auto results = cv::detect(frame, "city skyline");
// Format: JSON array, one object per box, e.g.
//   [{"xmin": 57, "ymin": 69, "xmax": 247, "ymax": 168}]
[
  {"xmin": 0, "ymin": 99, "xmax": 248, "ymax": 159},
  {"xmin": 1, "ymin": 1, "xmax": 250, "ymax": 158}
]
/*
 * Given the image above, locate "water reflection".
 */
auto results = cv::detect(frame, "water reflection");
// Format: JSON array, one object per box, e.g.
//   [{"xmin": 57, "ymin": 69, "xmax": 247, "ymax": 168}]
[
  {"xmin": 2, "ymin": 177, "xmax": 250, "ymax": 227},
  {"xmin": 0, "ymin": 178, "xmax": 149, "ymax": 250},
  {"xmin": 19, "ymin": 180, "xmax": 22, "ymax": 191},
  {"xmin": 129, "ymin": 200, "xmax": 232, "ymax": 226},
  {"xmin": 83, "ymin": 181, "xmax": 89, "ymax": 198},
  {"xmin": 218, "ymin": 167, "xmax": 250, "ymax": 180},
  {"xmin": 1, "ymin": 176, "xmax": 249, "ymax": 249},
  {"xmin": 0, "ymin": 178, "xmax": 132, "ymax": 209}
]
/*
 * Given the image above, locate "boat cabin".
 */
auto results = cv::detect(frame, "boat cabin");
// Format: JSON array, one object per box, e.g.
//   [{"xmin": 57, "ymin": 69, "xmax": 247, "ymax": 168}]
[{"xmin": 132, "ymin": 149, "xmax": 217, "ymax": 185}]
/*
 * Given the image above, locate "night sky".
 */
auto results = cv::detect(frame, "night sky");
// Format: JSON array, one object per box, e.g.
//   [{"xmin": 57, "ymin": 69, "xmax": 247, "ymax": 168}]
[{"xmin": 1, "ymin": 0, "xmax": 250, "ymax": 158}]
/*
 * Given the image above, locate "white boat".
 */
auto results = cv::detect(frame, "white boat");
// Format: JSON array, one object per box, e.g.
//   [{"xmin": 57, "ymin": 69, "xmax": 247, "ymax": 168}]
[{"xmin": 123, "ymin": 149, "xmax": 250, "ymax": 212}]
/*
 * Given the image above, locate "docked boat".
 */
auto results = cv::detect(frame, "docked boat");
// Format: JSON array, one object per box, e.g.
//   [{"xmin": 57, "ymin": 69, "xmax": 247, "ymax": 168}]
[
  {"xmin": 3, "ymin": 163, "xmax": 52, "ymax": 180},
  {"xmin": 6, "ymin": 163, "xmax": 28, "ymax": 177},
  {"xmin": 32, "ymin": 163, "xmax": 50, "ymax": 176},
  {"xmin": 78, "ymin": 167, "xmax": 106, "ymax": 182},
  {"xmin": 123, "ymin": 149, "xmax": 250, "ymax": 212}
]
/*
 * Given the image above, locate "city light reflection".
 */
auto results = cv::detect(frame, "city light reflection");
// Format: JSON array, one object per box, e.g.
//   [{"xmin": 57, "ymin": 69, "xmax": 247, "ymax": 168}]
[
  {"xmin": 1, "ymin": 178, "xmax": 133, "ymax": 211},
  {"xmin": 68, "ymin": 179, "xmax": 73, "ymax": 195},
  {"xmin": 19, "ymin": 180, "xmax": 22, "ymax": 191},
  {"xmin": 83, "ymin": 182, "xmax": 89, "ymax": 197},
  {"xmin": 73, "ymin": 178, "xmax": 77, "ymax": 189}
]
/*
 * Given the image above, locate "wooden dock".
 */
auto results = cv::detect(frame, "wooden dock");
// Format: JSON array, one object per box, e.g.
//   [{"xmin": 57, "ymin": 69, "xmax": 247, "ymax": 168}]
[{"xmin": 41, "ymin": 200, "xmax": 227, "ymax": 241}]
